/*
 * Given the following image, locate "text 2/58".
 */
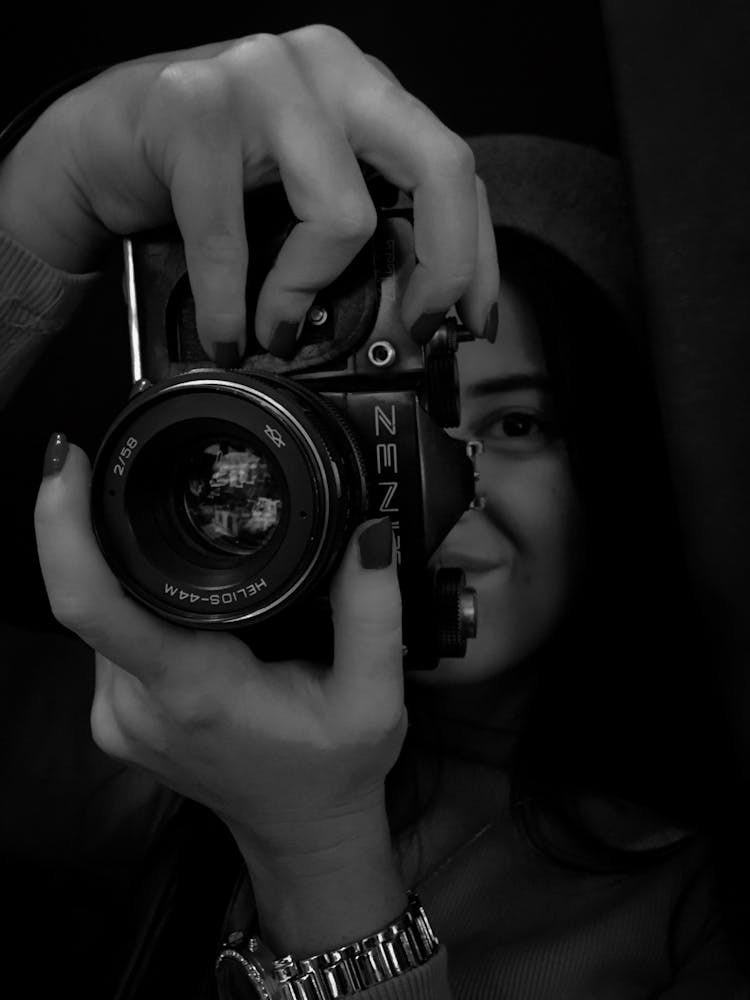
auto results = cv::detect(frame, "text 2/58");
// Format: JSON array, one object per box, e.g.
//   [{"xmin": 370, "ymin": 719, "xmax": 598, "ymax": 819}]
[{"xmin": 113, "ymin": 437, "xmax": 139, "ymax": 477}]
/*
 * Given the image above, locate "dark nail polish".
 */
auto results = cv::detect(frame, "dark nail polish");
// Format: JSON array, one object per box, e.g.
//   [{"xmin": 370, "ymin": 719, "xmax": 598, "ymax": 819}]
[
  {"xmin": 358, "ymin": 517, "xmax": 393, "ymax": 569},
  {"xmin": 43, "ymin": 432, "xmax": 69, "ymax": 478},
  {"xmin": 483, "ymin": 302, "xmax": 498, "ymax": 344},
  {"xmin": 268, "ymin": 320, "xmax": 301, "ymax": 360},
  {"xmin": 410, "ymin": 311, "xmax": 446, "ymax": 345},
  {"xmin": 214, "ymin": 341, "xmax": 241, "ymax": 369}
]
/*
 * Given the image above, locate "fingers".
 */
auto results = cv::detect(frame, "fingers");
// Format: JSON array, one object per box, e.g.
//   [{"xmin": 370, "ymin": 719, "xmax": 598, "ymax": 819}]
[
  {"xmin": 328, "ymin": 518, "xmax": 404, "ymax": 706},
  {"xmin": 455, "ymin": 175, "xmax": 501, "ymax": 341},
  {"xmin": 143, "ymin": 61, "xmax": 248, "ymax": 361},
  {"xmin": 145, "ymin": 37, "xmax": 377, "ymax": 362},
  {"xmin": 34, "ymin": 437, "xmax": 192, "ymax": 686},
  {"xmin": 136, "ymin": 28, "xmax": 498, "ymax": 361},
  {"xmin": 406, "ymin": 142, "xmax": 478, "ymax": 342},
  {"xmin": 362, "ymin": 53, "xmax": 402, "ymax": 86},
  {"xmin": 295, "ymin": 30, "xmax": 497, "ymax": 342},
  {"xmin": 362, "ymin": 110, "xmax": 498, "ymax": 343},
  {"xmin": 169, "ymin": 124, "xmax": 248, "ymax": 359},
  {"xmin": 223, "ymin": 38, "xmax": 376, "ymax": 356}
]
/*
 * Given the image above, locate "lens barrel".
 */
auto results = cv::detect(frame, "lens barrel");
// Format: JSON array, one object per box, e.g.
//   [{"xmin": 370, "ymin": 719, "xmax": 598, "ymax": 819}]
[{"xmin": 91, "ymin": 371, "xmax": 368, "ymax": 628}]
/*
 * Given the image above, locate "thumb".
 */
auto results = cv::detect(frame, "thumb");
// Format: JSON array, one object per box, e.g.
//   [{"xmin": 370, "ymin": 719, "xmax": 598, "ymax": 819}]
[
  {"xmin": 328, "ymin": 517, "xmax": 403, "ymax": 697},
  {"xmin": 34, "ymin": 432, "xmax": 183, "ymax": 683}
]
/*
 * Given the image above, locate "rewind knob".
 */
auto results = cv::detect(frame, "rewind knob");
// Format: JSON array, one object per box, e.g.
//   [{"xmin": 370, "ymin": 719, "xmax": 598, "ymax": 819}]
[{"xmin": 433, "ymin": 567, "xmax": 478, "ymax": 657}]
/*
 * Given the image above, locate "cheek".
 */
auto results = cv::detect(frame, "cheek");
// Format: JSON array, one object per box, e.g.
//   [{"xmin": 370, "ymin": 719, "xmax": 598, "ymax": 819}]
[
  {"xmin": 414, "ymin": 457, "xmax": 583, "ymax": 684},
  {"xmin": 486, "ymin": 454, "xmax": 583, "ymax": 594}
]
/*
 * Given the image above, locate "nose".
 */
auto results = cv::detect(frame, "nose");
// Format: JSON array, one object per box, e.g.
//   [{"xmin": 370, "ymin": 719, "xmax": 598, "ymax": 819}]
[{"xmin": 429, "ymin": 505, "xmax": 485, "ymax": 568}]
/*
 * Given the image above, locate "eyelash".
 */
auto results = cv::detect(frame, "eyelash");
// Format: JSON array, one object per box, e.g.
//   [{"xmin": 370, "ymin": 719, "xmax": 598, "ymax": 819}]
[{"xmin": 476, "ymin": 408, "xmax": 556, "ymax": 448}]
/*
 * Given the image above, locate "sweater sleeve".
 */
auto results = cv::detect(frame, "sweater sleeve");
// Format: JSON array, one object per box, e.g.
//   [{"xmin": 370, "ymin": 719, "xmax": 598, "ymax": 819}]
[
  {"xmin": 350, "ymin": 946, "xmax": 451, "ymax": 1000},
  {"xmin": 256, "ymin": 947, "xmax": 452, "ymax": 1000},
  {"xmin": 0, "ymin": 228, "xmax": 101, "ymax": 409}
]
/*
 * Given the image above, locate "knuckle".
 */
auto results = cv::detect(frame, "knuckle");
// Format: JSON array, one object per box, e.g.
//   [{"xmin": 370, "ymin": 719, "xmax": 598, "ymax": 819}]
[
  {"xmin": 288, "ymin": 23, "xmax": 351, "ymax": 54},
  {"xmin": 379, "ymin": 78, "xmax": 414, "ymax": 109},
  {"xmin": 441, "ymin": 268, "xmax": 475, "ymax": 299},
  {"xmin": 151, "ymin": 60, "xmax": 230, "ymax": 120},
  {"xmin": 328, "ymin": 195, "xmax": 378, "ymax": 245},
  {"xmin": 432, "ymin": 134, "xmax": 476, "ymax": 180},
  {"xmin": 363, "ymin": 54, "xmax": 399, "ymax": 86},
  {"xmin": 371, "ymin": 81, "xmax": 432, "ymax": 129},
  {"xmin": 191, "ymin": 227, "xmax": 246, "ymax": 267},
  {"xmin": 226, "ymin": 32, "xmax": 290, "ymax": 70}
]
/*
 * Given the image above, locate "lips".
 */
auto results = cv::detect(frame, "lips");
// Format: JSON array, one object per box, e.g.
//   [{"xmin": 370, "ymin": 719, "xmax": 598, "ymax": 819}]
[{"xmin": 431, "ymin": 550, "xmax": 507, "ymax": 573}]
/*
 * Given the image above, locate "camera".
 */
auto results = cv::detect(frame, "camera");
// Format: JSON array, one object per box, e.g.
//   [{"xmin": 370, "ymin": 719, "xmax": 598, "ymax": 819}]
[{"xmin": 90, "ymin": 176, "xmax": 484, "ymax": 669}]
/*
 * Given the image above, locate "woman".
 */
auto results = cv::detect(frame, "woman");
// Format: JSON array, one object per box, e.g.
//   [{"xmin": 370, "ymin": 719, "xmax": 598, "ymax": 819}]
[{"xmin": 1, "ymin": 26, "xmax": 745, "ymax": 998}]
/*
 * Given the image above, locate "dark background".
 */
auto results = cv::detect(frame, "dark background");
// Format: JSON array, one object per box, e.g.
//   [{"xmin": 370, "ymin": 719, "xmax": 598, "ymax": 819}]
[{"xmin": 4, "ymin": 2, "xmax": 619, "ymax": 151}]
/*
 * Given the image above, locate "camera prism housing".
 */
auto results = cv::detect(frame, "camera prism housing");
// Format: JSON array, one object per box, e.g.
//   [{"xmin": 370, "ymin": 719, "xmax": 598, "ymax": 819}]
[{"xmin": 91, "ymin": 180, "xmax": 483, "ymax": 669}]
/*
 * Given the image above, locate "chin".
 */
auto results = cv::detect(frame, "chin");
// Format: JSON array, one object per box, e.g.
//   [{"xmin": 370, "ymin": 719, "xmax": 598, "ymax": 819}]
[
  {"xmin": 408, "ymin": 621, "xmax": 525, "ymax": 686},
  {"xmin": 408, "ymin": 588, "xmax": 562, "ymax": 687}
]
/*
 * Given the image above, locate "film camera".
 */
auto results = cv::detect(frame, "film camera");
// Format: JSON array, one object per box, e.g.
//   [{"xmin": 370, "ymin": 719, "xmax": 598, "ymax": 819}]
[{"xmin": 90, "ymin": 176, "xmax": 485, "ymax": 669}]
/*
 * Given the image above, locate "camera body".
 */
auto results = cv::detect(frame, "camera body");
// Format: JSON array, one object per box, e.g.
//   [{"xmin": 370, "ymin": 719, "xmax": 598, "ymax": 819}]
[{"xmin": 90, "ymin": 180, "xmax": 483, "ymax": 669}]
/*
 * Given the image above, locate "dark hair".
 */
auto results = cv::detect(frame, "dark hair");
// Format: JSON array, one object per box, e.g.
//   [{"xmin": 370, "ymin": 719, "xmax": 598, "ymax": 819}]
[{"xmin": 387, "ymin": 227, "xmax": 733, "ymax": 874}]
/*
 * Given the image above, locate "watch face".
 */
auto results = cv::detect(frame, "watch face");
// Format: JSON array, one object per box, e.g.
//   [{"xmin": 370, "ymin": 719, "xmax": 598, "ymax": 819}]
[{"xmin": 216, "ymin": 949, "xmax": 274, "ymax": 1000}]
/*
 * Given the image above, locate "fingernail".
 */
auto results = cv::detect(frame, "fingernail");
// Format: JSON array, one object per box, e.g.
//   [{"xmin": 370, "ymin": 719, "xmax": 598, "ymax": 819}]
[
  {"xmin": 410, "ymin": 311, "xmax": 446, "ymax": 345},
  {"xmin": 43, "ymin": 432, "xmax": 69, "ymax": 478},
  {"xmin": 483, "ymin": 302, "xmax": 498, "ymax": 344},
  {"xmin": 214, "ymin": 341, "xmax": 241, "ymax": 369},
  {"xmin": 358, "ymin": 517, "xmax": 393, "ymax": 569},
  {"xmin": 268, "ymin": 319, "xmax": 302, "ymax": 360}
]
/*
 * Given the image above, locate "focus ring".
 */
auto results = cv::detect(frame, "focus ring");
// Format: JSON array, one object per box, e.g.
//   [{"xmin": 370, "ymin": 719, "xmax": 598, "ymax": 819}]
[{"xmin": 250, "ymin": 372, "xmax": 370, "ymax": 584}]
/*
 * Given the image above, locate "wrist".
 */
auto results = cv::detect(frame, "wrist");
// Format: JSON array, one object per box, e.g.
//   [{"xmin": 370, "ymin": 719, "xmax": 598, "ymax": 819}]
[
  {"xmin": 253, "ymin": 856, "xmax": 407, "ymax": 960},
  {"xmin": 231, "ymin": 802, "xmax": 406, "ymax": 958},
  {"xmin": 227, "ymin": 786, "xmax": 391, "ymax": 872},
  {"xmin": 216, "ymin": 889, "xmax": 441, "ymax": 1000}
]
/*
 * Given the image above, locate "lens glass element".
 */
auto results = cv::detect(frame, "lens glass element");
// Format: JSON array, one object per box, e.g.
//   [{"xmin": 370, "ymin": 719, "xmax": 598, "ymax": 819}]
[{"xmin": 178, "ymin": 436, "xmax": 284, "ymax": 556}]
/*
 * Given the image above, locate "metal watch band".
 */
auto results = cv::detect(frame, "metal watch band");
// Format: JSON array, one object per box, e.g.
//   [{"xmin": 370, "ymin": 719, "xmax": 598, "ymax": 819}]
[{"xmin": 271, "ymin": 890, "xmax": 439, "ymax": 1000}]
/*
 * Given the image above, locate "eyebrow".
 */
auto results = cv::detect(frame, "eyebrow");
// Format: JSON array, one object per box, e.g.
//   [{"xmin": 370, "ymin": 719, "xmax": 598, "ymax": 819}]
[{"xmin": 464, "ymin": 372, "xmax": 552, "ymax": 399}]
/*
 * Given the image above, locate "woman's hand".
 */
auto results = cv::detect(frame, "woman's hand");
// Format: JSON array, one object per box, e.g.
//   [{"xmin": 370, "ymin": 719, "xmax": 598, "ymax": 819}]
[
  {"xmin": 34, "ymin": 438, "xmax": 406, "ymax": 873},
  {"xmin": 0, "ymin": 25, "xmax": 499, "ymax": 360}
]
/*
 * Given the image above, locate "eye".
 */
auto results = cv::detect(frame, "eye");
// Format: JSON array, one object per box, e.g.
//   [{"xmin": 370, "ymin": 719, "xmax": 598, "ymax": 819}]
[
  {"xmin": 498, "ymin": 412, "xmax": 539, "ymax": 437},
  {"xmin": 477, "ymin": 408, "xmax": 556, "ymax": 452}
]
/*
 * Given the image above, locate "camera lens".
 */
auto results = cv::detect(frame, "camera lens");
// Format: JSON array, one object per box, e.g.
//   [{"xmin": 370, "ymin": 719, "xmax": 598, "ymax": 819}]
[
  {"xmin": 91, "ymin": 372, "xmax": 369, "ymax": 629},
  {"xmin": 178, "ymin": 435, "xmax": 284, "ymax": 557}
]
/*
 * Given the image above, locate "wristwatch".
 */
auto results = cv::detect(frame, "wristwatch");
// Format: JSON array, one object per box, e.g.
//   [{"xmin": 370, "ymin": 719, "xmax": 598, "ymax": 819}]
[{"xmin": 215, "ymin": 890, "xmax": 440, "ymax": 999}]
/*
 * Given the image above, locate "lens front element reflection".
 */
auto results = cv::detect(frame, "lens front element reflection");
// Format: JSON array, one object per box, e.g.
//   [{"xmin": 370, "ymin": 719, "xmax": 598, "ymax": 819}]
[{"xmin": 180, "ymin": 438, "xmax": 284, "ymax": 556}]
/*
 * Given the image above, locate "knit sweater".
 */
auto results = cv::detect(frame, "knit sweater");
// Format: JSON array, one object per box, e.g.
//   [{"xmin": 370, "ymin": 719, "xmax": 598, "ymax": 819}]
[{"xmin": 1, "ymin": 231, "xmax": 748, "ymax": 999}]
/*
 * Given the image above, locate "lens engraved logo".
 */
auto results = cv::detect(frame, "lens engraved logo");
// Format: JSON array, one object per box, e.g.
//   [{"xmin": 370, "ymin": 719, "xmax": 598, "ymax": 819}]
[
  {"xmin": 264, "ymin": 425, "xmax": 286, "ymax": 449},
  {"xmin": 164, "ymin": 580, "xmax": 268, "ymax": 604}
]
